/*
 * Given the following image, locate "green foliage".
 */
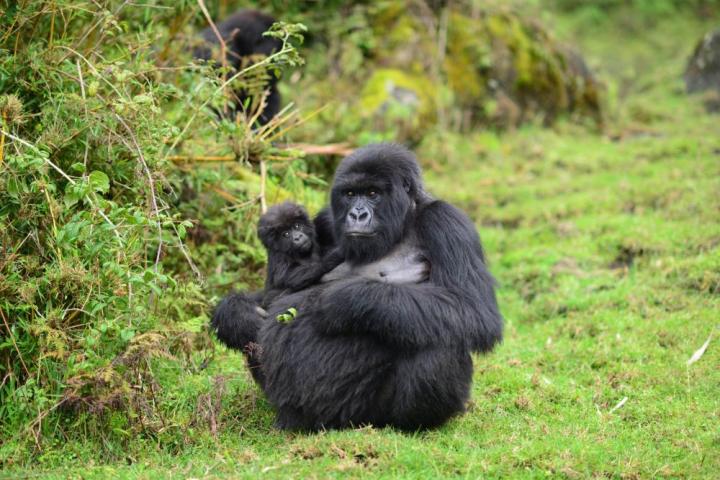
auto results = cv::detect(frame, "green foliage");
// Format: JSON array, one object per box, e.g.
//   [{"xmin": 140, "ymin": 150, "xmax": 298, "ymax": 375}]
[{"xmin": 0, "ymin": 0, "xmax": 311, "ymax": 461}]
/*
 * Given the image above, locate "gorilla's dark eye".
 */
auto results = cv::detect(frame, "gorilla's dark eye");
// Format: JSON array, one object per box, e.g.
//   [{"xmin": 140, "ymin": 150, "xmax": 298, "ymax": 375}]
[
  {"xmin": 283, "ymin": 231, "xmax": 290, "ymax": 238},
  {"xmin": 368, "ymin": 190, "xmax": 378, "ymax": 198},
  {"xmin": 346, "ymin": 191, "xmax": 354, "ymax": 197},
  {"xmin": 293, "ymin": 223, "xmax": 301, "ymax": 230}
]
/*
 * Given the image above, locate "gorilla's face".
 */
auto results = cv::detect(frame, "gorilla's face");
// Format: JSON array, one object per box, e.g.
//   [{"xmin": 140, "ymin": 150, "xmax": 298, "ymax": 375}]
[
  {"xmin": 274, "ymin": 222, "xmax": 314, "ymax": 256},
  {"xmin": 258, "ymin": 202, "xmax": 315, "ymax": 258},
  {"xmin": 331, "ymin": 145, "xmax": 422, "ymax": 265}
]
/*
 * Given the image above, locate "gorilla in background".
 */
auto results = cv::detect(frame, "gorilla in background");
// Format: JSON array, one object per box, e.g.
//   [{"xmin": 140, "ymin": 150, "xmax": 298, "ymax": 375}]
[
  {"xmin": 212, "ymin": 144, "xmax": 503, "ymax": 431},
  {"xmin": 194, "ymin": 10, "xmax": 281, "ymax": 125}
]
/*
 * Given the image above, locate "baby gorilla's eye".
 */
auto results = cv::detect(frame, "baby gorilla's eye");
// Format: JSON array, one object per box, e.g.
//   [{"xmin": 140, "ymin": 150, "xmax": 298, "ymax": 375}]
[
  {"xmin": 346, "ymin": 191, "xmax": 354, "ymax": 197},
  {"xmin": 283, "ymin": 231, "xmax": 290, "ymax": 238},
  {"xmin": 293, "ymin": 223, "xmax": 301, "ymax": 230}
]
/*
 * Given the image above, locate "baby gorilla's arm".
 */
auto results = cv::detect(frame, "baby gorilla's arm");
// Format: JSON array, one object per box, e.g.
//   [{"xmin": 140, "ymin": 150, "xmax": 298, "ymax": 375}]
[
  {"xmin": 321, "ymin": 242, "xmax": 429, "ymax": 285},
  {"xmin": 279, "ymin": 248, "xmax": 345, "ymax": 292}
]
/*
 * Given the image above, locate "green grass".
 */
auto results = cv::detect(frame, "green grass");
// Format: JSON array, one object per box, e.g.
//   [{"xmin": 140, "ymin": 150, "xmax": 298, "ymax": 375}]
[{"xmin": 3, "ymin": 9, "xmax": 719, "ymax": 480}]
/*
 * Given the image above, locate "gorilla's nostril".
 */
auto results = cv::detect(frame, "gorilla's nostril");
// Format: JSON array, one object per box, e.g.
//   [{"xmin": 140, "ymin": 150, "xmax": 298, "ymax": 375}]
[{"xmin": 358, "ymin": 211, "xmax": 369, "ymax": 221}]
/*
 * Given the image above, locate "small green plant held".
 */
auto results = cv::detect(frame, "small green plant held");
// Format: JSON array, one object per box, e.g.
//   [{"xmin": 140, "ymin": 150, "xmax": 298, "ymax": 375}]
[{"xmin": 276, "ymin": 307, "xmax": 299, "ymax": 324}]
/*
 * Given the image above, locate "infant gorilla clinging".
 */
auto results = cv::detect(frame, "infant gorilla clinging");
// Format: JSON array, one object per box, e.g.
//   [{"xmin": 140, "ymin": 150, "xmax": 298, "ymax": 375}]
[
  {"xmin": 257, "ymin": 202, "xmax": 337, "ymax": 306},
  {"xmin": 257, "ymin": 202, "xmax": 430, "ymax": 307}
]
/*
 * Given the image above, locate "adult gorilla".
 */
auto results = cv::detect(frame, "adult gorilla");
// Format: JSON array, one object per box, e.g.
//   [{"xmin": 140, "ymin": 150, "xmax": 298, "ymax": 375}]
[{"xmin": 212, "ymin": 144, "xmax": 503, "ymax": 431}]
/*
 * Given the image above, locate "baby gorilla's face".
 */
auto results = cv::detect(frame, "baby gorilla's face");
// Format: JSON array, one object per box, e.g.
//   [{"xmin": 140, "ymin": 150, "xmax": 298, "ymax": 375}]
[
  {"xmin": 258, "ymin": 202, "xmax": 317, "ymax": 258},
  {"xmin": 277, "ymin": 221, "xmax": 314, "ymax": 256}
]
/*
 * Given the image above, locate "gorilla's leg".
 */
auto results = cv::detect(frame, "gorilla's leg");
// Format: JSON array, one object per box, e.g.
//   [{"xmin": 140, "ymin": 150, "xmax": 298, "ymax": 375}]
[
  {"xmin": 243, "ymin": 341, "xmax": 266, "ymax": 388},
  {"xmin": 385, "ymin": 348, "xmax": 473, "ymax": 430}
]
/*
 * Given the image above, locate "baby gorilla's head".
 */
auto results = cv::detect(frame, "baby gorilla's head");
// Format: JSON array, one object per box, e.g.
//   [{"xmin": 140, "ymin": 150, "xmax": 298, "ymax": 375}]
[{"xmin": 258, "ymin": 202, "xmax": 316, "ymax": 257}]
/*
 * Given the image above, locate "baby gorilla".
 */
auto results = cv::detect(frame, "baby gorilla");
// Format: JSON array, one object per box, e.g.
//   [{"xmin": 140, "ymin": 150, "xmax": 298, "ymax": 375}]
[{"xmin": 258, "ymin": 202, "xmax": 332, "ymax": 305}]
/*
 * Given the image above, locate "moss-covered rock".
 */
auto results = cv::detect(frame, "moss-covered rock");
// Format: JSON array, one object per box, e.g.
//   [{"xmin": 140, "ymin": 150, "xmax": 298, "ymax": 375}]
[
  {"xmin": 685, "ymin": 29, "xmax": 720, "ymax": 111},
  {"xmin": 445, "ymin": 9, "xmax": 603, "ymax": 129},
  {"xmin": 292, "ymin": 2, "xmax": 603, "ymax": 144},
  {"xmin": 359, "ymin": 68, "xmax": 437, "ymax": 142}
]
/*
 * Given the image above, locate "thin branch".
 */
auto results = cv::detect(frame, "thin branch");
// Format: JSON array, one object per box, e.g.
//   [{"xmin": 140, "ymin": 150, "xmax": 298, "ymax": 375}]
[
  {"xmin": 197, "ymin": 0, "xmax": 230, "ymax": 115},
  {"xmin": 170, "ymin": 223, "xmax": 203, "ymax": 282},
  {"xmin": 1, "ymin": 128, "xmax": 75, "ymax": 183},
  {"xmin": 168, "ymin": 155, "xmax": 235, "ymax": 162},
  {"xmin": 114, "ymin": 114, "xmax": 163, "ymax": 271},
  {"xmin": 0, "ymin": 112, "xmax": 5, "ymax": 167},
  {"xmin": 259, "ymin": 160, "xmax": 267, "ymax": 214},
  {"xmin": 76, "ymin": 60, "xmax": 90, "ymax": 170},
  {"xmin": 0, "ymin": 308, "xmax": 31, "ymax": 378}
]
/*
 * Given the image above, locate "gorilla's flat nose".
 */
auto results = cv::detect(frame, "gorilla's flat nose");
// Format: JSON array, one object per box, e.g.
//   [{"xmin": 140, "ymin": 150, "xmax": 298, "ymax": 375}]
[
  {"xmin": 349, "ymin": 206, "xmax": 370, "ymax": 223},
  {"xmin": 292, "ymin": 232, "xmax": 304, "ymax": 243}
]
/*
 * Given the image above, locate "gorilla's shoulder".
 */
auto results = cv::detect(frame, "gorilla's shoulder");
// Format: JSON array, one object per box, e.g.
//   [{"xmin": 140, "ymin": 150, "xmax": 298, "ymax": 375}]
[
  {"xmin": 416, "ymin": 200, "xmax": 479, "ymax": 239},
  {"xmin": 415, "ymin": 199, "xmax": 488, "ymax": 267}
]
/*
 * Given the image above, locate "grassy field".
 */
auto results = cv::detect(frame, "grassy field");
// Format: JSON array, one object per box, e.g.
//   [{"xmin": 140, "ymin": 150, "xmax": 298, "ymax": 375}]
[{"xmin": 4, "ymin": 9, "xmax": 720, "ymax": 480}]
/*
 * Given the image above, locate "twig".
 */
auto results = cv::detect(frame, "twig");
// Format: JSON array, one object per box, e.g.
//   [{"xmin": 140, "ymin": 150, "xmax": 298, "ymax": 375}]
[
  {"xmin": 285, "ymin": 142, "xmax": 354, "ymax": 156},
  {"xmin": 0, "ymin": 308, "xmax": 31, "ymax": 378},
  {"xmin": 0, "ymin": 112, "xmax": 5, "ymax": 167},
  {"xmin": 114, "ymin": 114, "xmax": 163, "ymax": 271},
  {"xmin": 259, "ymin": 160, "xmax": 267, "ymax": 214},
  {"xmin": 1, "ymin": 128, "xmax": 75, "ymax": 183},
  {"xmin": 170, "ymin": 223, "xmax": 203, "ymax": 282},
  {"xmin": 687, "ymin": 329, "xmax": 715, "ymax": 366},
  {"xmin": 197, "ymin": 0, "xmax": 230, "ymax": 115},
  {"xmin": 609, "ymin": 396, "xmax": 628, "ymax": 413},
  {"xmin": 76, "ymin": 60, "xmax": 90, "ymax": 170},
  {"xmin": 168, "ymin": 155, "xmax": 235, "ymax": 162},
  {"xmin": 265, "ymin": 104, "xmax": 328, "ymax": 143}
]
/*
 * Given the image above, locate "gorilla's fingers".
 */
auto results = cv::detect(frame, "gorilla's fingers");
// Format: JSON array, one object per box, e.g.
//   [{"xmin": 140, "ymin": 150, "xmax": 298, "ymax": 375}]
[{"xmin": 255, "ymin": 306, "xmax": 269, "ymax": 317}]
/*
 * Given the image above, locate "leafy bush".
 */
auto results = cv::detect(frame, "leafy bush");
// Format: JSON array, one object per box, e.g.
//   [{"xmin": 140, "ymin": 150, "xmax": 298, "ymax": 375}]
[{"xmin": 0, "ymin": 0, "xmax": 309, "ymax": 461}]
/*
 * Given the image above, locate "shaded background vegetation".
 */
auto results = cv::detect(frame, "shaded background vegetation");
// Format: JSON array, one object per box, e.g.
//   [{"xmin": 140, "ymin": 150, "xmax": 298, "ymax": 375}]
[{"xmin": 1, "ymin": 0, "xmax": 719, "ymax": 476}]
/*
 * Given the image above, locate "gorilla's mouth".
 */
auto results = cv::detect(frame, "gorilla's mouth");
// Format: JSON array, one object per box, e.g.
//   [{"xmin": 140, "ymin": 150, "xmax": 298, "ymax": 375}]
[{"xmin": 345, "ymin": 232, "xmax": 377, "ymax": 238}]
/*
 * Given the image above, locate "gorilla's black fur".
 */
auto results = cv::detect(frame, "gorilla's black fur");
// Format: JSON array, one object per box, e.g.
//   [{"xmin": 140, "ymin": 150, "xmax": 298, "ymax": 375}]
[
  {"xmin": 212, "ymin": 143, "xmax": 503, "ymax": 431},
  {"xmin": 195, "ymin": 10, "xmax": 281, "ymax": 125}
]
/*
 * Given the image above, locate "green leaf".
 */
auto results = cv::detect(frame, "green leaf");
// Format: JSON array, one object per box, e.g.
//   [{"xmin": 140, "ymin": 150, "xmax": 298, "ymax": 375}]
[
  {"xmin": 64, "ymin": 183, "xmax": 82, "ymax": 208},
  {"xmin": 89, "ymin": 170, "xmax": 110, "ymax": 193},
  {"xmin": 132, "ymin": 94, "xmax": 153, "ymax": 104},
  {"xmin": 120, "ymin": 328, "xmax": 135, "ymax": 342}
]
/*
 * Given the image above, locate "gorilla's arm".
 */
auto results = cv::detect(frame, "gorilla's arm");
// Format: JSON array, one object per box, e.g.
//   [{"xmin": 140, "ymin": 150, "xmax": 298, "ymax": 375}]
[
  {"xmin": 314, "ymin": 201, "xmax": 502, "ymax": 352},
  {"xmin": 278, "ymin": 264, "xmax": 325, "ymax": 291},
  {"xmin": 272, "ymin": 249, "xmax": 344, "ymax": 292},
  {"xmin": 211, "ymin": 290, "xmax": 266, "ymax": 351}
]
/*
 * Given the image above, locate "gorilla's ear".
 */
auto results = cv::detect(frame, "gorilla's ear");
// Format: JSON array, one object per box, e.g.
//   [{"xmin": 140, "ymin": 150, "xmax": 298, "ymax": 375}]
[{"xmin": 403, "ymin": 178, "xmax": 412, "ymax": 194}]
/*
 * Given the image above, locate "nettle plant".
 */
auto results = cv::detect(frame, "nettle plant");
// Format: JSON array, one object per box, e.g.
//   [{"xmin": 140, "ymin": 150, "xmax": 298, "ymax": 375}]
[{"xmin": 0, "ymin": 1, "xmax": 307, "ymax": 451}]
